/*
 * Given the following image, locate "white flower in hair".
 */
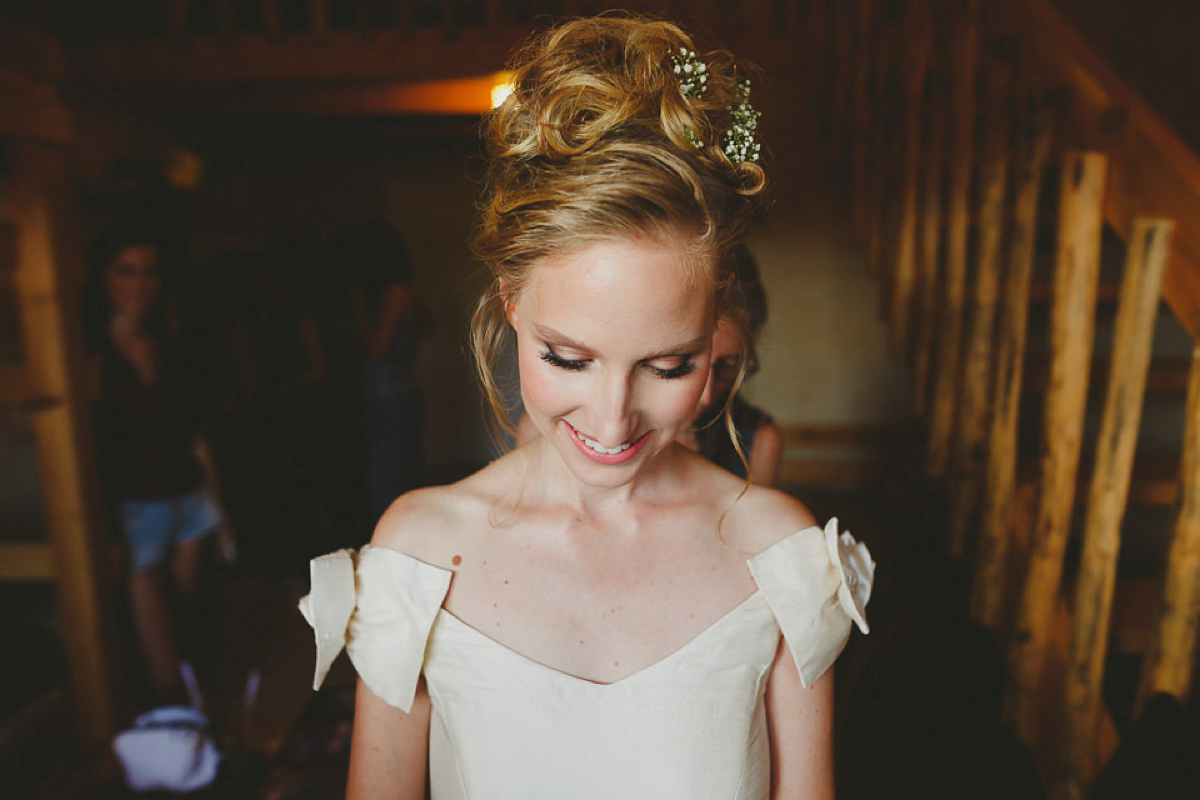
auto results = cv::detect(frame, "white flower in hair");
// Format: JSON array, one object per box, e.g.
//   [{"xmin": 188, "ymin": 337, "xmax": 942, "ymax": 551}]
[
  {"xmin": 823, "ymin": 517, "xmax": 873, "ymax": 634},
  {"xmin": 671, "ymin": 47, "xmax": 709, "ymax": 98},
  {"xmin": 722, "ymin": 80, "xmax": 761, "ymax": 163}
]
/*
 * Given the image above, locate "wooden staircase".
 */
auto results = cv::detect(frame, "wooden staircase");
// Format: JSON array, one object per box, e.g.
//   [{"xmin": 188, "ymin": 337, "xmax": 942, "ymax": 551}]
[{"xmin": 829, "ymin": 0, "xmax": 1200, "ymax": 797}]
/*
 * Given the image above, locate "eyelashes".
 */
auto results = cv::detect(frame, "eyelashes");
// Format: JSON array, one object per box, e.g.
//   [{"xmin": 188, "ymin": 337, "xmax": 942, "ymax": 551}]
[
  {"xmin": 648, "ymin": 361, "xmax": 697, "ymax": 380},
  {"xmin": 539, "ymin": 348, "xmax": 588, "ymax": 372},
  {"xmin": 539, "ymin": 347, "xmax": 697, "ymax": 380}
]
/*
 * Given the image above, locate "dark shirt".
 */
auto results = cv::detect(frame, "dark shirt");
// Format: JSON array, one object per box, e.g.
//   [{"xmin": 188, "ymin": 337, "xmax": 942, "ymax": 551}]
[
  {"xmin": 94, "ymin": 336, "xmax": 205, "ymax": 503},
  {"xmin": 694, "ymin": 394, "xmax": 768, "ymax": 480}
]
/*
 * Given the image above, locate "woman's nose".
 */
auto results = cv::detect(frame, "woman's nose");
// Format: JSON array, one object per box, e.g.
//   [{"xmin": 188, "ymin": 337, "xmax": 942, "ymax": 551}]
[{"xmin": 590, "ymin": 373, "xmax": 635, "ymax": 445}]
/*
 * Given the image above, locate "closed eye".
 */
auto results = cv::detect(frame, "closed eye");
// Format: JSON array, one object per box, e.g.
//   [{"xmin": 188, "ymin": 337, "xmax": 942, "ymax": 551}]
[
  {"xmin": 647, "ymin": 360, "xmax": 697, "ymax": 380},
  {"xmin": 540, "ymin": 347, "xmax": 588, "ymax": 371}
]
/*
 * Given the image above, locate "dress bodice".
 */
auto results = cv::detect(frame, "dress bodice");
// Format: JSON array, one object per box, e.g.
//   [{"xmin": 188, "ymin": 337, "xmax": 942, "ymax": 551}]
[{"xmin": 299, "ymin": 520, "xmax": 873, "ymax": 800}]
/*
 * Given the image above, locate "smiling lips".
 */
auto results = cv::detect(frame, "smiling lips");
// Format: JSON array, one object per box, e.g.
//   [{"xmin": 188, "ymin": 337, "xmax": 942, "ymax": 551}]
[{"xmin": 564, "ymin": 421, "xmax": 650, "ymax": 464}]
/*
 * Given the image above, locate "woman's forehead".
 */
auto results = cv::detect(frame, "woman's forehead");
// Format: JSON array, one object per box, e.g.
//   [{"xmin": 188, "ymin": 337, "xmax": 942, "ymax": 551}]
[
  {"xmin": 528, "ymin": 236, "xmax": 710, "ymax": 295},
  {"xmin": 520, "ymin": 237, "xmax": 715, "ymax": 344}
]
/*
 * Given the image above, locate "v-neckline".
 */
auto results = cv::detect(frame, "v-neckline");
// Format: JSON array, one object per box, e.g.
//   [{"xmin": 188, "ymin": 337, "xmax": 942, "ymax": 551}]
[{"xmin": 434, "ymin": 591, "xmax": 768, "ymax": 687}]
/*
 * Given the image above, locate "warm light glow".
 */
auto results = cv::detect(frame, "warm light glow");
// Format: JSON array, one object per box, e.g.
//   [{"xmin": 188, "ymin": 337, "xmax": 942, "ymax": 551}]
[{"xmin": 491, "ymin": 72, "xmax": 516, "ymax": 109}]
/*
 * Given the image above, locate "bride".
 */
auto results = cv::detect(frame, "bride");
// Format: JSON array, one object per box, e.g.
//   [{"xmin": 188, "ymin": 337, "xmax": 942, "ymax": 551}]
[{"xmin": 301, "ymin": 15, "xmax": 872, "ymax": 799}]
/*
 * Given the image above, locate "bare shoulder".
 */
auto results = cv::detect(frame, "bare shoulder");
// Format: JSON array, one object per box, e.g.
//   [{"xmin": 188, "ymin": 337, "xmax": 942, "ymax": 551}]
[
  {"xmin": 370, "ymin": 455, "xmax": 517, "ymax": 569},
  {"xmin": 722, "ymin": 483, "xmax": 819, "ymax": 556}
]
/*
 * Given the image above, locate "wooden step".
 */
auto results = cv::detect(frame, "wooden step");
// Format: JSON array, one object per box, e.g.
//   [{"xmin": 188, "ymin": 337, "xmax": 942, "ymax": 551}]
[
  {"xmin": 1016, "ymin": 450, "xmax": 1179, "ymax": 508},
  {"xmin": 1021, "ymin": 356, "xmax": 1190, "ymax": 395}
]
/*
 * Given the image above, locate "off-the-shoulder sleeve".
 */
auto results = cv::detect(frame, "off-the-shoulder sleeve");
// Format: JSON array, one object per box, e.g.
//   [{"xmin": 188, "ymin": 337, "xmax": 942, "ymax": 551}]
[
  {"xmin": 747, "ymin": 518, "xmax": 874, "ymax": 687},
  {"xmin": 297, "ymin": 545, "xmax": 452, "ymax": 713}
]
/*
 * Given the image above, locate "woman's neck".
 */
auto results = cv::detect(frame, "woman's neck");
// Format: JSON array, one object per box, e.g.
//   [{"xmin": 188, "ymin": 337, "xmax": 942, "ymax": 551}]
[{"xmin": 520, "ymin": 434, "xmax": 681, "ymax": 522}]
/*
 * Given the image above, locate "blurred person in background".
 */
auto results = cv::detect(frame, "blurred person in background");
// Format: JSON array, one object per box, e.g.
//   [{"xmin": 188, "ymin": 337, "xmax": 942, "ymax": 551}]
[
  {"xmin": 683, "ymin": 245, "xmax": 783, "ymax": 486},
  {"xmin": 84, "ymin": 224, "xmax": 232, "ymax": 705},
  {"xmin": 338, "ymin": 221, "xmax": 426, "ymax": 523}
]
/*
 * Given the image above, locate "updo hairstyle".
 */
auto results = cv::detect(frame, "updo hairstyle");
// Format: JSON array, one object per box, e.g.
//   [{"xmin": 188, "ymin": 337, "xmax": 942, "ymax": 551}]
[{"xmin": 471, "ymin": 14, "xmax": 768, "ymax": 435}]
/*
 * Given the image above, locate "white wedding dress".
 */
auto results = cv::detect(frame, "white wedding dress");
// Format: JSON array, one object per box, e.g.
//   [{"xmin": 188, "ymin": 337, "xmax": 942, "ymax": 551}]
[{"xmin": 300, "ymin": 519, "xmax": 873, "ymax": 800}]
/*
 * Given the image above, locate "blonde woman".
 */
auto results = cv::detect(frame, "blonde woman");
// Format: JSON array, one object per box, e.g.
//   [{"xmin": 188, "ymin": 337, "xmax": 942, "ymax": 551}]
[{"xmin": 301, "ymin": 16, "xmax": 872, "ymax": 799}]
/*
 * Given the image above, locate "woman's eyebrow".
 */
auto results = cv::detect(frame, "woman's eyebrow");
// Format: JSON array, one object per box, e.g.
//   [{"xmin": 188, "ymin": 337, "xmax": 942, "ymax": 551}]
[
  {"xmin": 533, "ymin": 326, "xmax": 707, "ymax": 360},
  {"xmin": 533, "ymin": 324, "xmax": 590, "ymax": 351}
]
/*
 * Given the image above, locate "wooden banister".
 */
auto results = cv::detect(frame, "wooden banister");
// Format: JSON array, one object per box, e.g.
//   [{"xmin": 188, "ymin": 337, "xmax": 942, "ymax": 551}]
[
  {"xmin": 912, "ymin": 101, "xmax": 947, "ymax": 415},
  {"xmin": 926, "ymin": 0, "xmax": 979, "ymax": 478},
  {"xmin": 1064, "ymin": 218, "xmax": 1173, "ymax": 794},
  {"xmin": 1136, "ymin": 335, "xmax": 1200, "ymax": 711},
  {"xmin": 971, "ymin": 113, "xmax": 1053, "ymax": 629},
  {"xmin": 885, "ymin": 0, "xmax": 932, "ymax": 360},
  {"xmin": 1007, "ymin": 150, "xmax": 1107, "ymax": 744},
  {"xmin": 948, "ymin": 58, "xmax": 1013, "ymax": 558},
  {"xmin": 992, "ymin": 0, "xmax": 1200, "ymax": 337}
]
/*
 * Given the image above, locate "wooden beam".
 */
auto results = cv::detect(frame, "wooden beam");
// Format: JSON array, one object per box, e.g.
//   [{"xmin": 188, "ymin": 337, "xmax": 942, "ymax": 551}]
[
  {"xmin": 992, "ymin": 0, "xmax": 1200, "ymax": 337},
  {"xmin": 1007, "ymin": 151, "xmax": 1107, "ymax": 744},
  {"xmin": 781, "ymin": 423, "xmax": 891, "ymax": 449},
  {"xmin": 777, "ymin": 422, "xmax": 888, "ymax": 488},
  {"xmin": 1064, "ymin": 218, "xmax": 1172, "ymax": 795},
  {"xmin": 778, "ymin": 457, "xmax": 882, "ymax": 488},
  {"xmin": 120, "ymin": 72, "xmax": 511, "ymax": 117},
  {"xmin": 1022, "ymin": 355, "xmax": 1192, "ymax": 395}
]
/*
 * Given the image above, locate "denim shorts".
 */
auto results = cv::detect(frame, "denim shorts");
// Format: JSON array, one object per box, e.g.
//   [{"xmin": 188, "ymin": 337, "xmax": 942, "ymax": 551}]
[{"xmin": 119, "ymin": 489, "xmax": 221, "ymax": 572}]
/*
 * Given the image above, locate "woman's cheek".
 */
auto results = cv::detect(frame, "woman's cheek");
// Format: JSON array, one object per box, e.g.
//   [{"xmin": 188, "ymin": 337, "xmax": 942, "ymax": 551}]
[
  {"xmin": 519, "ymin": 356, "xmax": 572, "ymax": 421},
  {"xmin": 657, "ymin": 375, "xmax": 708, "ymax": 425}
]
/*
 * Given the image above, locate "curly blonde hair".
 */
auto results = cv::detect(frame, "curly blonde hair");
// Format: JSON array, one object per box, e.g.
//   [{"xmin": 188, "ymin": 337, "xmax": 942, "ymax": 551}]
[{"xmin": 471, "ymin": 14, "xmax": 768, "ymax": 439}]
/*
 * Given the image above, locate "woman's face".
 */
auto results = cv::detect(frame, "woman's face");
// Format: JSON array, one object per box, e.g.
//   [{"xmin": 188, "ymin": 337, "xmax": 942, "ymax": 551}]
[
  {"xmin": 510, "ymin": 234, "xmax": 714, "ymax": 487},
  {"xmin": 695, "ymin": 317, "xmax": 744, "ymax": 419},
  {"xmin": 104, "ymin": 244, "xmax": 160, "ymax": 320}
]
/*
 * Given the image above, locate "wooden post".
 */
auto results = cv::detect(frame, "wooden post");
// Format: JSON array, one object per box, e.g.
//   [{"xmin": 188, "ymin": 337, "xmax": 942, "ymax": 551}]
[
  {"xmin": 887, "ymin": 1, "xmax": 932, "ymax": 359},
  {"xmin": 971, "ymin": 113, "xmax": 1053, "ymax": 628},
  {"xmin": 6, "ymin": 140, "xmax": 114, "ymax": 751},
  {"xmin": 1136, "ymin": 330, "xmax": 1200, "ymax": 710},
  {"xmin": 912, "ymin": 97, "xmax": 947, "ymax": 416},
  {"xmin": 1007, "ymin": 151, "xmax": 1107, "ymax": 743},
  {"xmin": 1063, "ymin": 218, "xmax": 1173, "ymax": 796},
  {"xmin": 948, "ymin": 59, "xmax": 1013, "ymax": 558},
  {"xmin": 926, "ymin": 0, "xmax": 979, "ymax": 476}
]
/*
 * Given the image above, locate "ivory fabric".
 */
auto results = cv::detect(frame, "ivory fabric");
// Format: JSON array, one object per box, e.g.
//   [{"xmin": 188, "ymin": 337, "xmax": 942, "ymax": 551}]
[{"xmin": 300, "ymin": 522, "xmax": 872, "ymax": 799}]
